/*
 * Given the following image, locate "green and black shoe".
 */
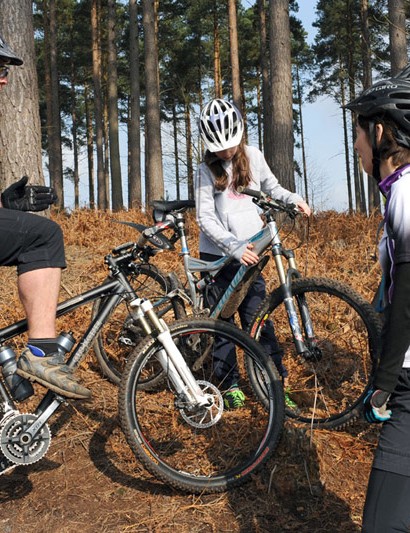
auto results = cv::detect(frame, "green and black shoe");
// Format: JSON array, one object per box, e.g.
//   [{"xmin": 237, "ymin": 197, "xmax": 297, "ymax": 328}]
[{"xmin": 224, "ymin": 386, "xmax": 246, "ymax": 410}]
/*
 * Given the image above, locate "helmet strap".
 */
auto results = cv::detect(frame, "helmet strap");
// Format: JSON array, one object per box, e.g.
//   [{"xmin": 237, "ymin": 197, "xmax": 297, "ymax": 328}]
[{"xmin": 369, "ymin": 121, "xmax": 381, "ymax": 181}]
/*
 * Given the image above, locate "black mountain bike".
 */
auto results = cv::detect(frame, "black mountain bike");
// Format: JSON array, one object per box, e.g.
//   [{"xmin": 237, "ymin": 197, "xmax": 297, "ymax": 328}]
[{"xmin": 0, "ymin": 236, "xmax": 284, "ymax": 494}]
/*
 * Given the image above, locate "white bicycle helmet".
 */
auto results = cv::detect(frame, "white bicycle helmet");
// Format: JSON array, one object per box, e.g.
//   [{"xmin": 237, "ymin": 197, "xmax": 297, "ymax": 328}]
[{"xmin": 199, "ymin": 98, "xmax": 244, "ymax": 152}]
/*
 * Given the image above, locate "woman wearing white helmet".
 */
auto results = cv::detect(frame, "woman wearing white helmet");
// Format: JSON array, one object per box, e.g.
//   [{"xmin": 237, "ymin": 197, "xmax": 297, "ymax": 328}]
[{"xmin": 195, "ymin": 98, "xmax": 311, "ymax": 410}]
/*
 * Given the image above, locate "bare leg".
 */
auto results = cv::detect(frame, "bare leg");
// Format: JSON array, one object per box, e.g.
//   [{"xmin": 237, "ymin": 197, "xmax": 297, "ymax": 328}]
[{"xmin": 17, "ymin": 267, "xmax": 61, "ymax": 338}]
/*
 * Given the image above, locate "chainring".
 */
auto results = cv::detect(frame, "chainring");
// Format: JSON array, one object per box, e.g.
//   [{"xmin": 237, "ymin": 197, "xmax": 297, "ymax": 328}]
[{"xmin": 0, "ymin": 413, "xmax": 51, "ymax": 465}]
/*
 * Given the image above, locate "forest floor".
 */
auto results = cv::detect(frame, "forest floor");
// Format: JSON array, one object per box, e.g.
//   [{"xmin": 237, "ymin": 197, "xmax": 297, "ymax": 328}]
[{"xmin": 0, "ymin": 209, "xmax": 383, "ymax": 532}]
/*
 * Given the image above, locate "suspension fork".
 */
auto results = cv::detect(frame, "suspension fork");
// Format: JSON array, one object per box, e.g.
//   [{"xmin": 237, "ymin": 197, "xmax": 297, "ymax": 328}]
[
  {"xmin": 130, "ymin": 298, "xmax": 210, "ymax": 407},
  {"xmin": 272, "ymin": 246, "xmax": 310, "ymax": 355},
  {"xmin": 283, "ymin": 249, "xmax": 318, "ymax": 350},
  {"xmin": 274, "ymin": 248, "xmax": 319, "ymax": 357}
]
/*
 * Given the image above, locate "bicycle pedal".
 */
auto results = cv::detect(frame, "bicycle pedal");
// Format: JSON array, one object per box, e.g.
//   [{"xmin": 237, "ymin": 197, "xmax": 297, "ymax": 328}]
[{"xmin": 119, "ymin": 335, "xmax": 136, "ymax": 347}]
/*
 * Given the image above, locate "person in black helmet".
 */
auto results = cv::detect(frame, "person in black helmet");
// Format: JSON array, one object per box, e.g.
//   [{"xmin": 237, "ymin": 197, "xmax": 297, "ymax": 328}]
[
  {"xmin": 347, "ymin": 65, "xmax": 410, "ymax": 532},
  {"xmin": 0, "ymin": 34, "xmax": 90, "ymax": 404}
]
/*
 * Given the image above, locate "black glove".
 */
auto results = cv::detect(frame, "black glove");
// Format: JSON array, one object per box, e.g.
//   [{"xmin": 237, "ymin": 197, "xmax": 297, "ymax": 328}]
[
  {"xmin": 1, "ymin": 176, "xmax": 57, "ymax": 212},
  {"xmin": 363, "ymin": 387, "xmax": 392, "ymax": 424}
]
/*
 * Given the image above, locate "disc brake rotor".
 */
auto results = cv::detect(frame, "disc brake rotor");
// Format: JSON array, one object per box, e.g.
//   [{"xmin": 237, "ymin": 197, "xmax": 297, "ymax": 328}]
[
  {"xmin": 0, "ymin": 413, "xmax": 51, "ymax": 465},
  {"xmin": 179, "ymin": 380, "xmax": 223, "ymax": 428}
]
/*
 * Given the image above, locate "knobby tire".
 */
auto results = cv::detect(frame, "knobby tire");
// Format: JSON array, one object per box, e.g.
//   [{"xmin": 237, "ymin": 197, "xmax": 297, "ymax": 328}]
[
  {"xmin": 248, "ymin": 278, "xmax": 381, "ymax": 430},
  {"xmin": 119, "ymin": 318, "xmax": 284, "ymax": 493}
]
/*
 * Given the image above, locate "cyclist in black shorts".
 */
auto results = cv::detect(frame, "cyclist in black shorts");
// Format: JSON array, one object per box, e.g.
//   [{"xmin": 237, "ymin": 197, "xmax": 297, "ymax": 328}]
[
  {"xmin": 347, "ymin": 65, "xmax": 410, "ymax": 532},
  {"xmin": 0, "ymin": 34, "xmax": 90, "ymax": 400}
]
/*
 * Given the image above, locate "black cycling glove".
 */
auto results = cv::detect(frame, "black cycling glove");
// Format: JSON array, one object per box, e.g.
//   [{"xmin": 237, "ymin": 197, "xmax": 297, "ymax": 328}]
[{"xmin": 1, "ymin": 176, "xmax": 58, "ymax": 212}]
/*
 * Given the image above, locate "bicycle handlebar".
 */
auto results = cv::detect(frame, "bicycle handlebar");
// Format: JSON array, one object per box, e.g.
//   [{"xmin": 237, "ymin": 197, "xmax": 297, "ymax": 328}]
[{"xmin": 236, "ymin": 187, "xmax": 299, "ymax": 218}]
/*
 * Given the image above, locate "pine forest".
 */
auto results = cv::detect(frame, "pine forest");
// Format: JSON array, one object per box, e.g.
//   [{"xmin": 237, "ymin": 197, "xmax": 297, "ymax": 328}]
[{"xmin": 1, "ymin": 0, "xmax": 408, "ymax": 214}]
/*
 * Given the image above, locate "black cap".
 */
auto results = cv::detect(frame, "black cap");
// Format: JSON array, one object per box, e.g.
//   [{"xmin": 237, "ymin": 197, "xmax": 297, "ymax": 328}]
[{"xmin": 0, "ymin": 34, "xmax": 23, "ymax": 65}]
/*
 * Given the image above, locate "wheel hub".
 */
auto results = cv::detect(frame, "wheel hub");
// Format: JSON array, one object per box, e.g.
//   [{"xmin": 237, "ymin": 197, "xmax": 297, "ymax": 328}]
[{"xmin": 179, "ymin": 380, "xmax": 223, "ymax": 428}]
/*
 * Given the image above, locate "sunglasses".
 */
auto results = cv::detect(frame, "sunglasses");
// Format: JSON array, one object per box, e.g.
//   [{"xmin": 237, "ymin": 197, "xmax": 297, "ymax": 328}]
[{"xmin": 0, "ymin": 66, "xmax": 10, "ymax": 79}]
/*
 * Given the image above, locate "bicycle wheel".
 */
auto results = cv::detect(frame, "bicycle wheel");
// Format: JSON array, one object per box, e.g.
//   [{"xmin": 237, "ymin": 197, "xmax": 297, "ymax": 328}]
[
  {"xmin": 119, "ymin": 317, "xmax": 284, "ymax": 494},
  {"xmin": 93, "ymin": 264, "xmax": 185, "ymax": 385},
  {"xmin": 248, "ymin": 278, "xmax": 381, "ymax": 429}
]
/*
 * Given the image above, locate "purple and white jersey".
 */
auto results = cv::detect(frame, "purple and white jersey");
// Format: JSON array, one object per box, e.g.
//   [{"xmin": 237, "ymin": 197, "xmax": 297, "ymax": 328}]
[{"xmin": 379, "ymin": 166, "xmax": 410, "ymax": 367}]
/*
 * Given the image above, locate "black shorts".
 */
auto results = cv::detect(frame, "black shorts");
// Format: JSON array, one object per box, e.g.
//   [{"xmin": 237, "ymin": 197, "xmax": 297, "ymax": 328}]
[{"xmin": 0, "ymin": 209, "xmax": 66, "ymax": 275}]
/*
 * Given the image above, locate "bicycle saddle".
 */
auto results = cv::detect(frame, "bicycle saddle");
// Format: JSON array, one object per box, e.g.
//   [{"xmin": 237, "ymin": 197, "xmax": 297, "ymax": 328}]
[{"xmin": 152, "ymin": 200, "xmax": 195, "ymax": 213}]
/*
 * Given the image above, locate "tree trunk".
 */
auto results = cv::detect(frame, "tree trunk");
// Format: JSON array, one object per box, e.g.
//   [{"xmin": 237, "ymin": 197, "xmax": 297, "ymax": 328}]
[
  {"xmin": 258, "ymin": 0, "xmax": 272, "ymax": 159},
  {"xmin": 360, "ymin": 0, "xmax": 380, "ymax": 213},
  {"xmin": 341, "ymin": 76, "xmax": 353, "ymax": 213},
  {"xmin": 295, "ymin": 65, "xmax": 309, "ymax": 204},
  {"xmin": 213, "ymin": 2, "xmax": 222, "ymax": 99},
  {"xmin": 84, "ymin": 83, "xmax": 95, "ymax": 209},
  {"xmin": 142, "ymin": 0, "xmax": 164, "ymax": 205},
  {"xmin": 228, "ymin": 0, "xmax": 241, "ymax": 111},
  {"xmin": 172, "ymin": 103, "xmax": 180, "ymax": 200},
  {"xmin": 360, "ymin": 0, "xmax": 372, "ymax": 88},
  {"xmin": 49, "ymin": 0, "xmax": 64, "ymax": 207},
  {"xmin": 91, "ymin": 0, "xmax": 107, "ymax": 210},
  {"xmin": 268, "ymin": 0, "xmax": 294, "ymax": 191},
  {"xmin": 107, "ymin": 0, "xmax": 123, "ymax": 211},
  {"xmin": 185, "ymin": 101, "xmax": 193, "ymax": 200},
  {"xmin": 128, "ymin": 0, "xmax": 141, "ymax": 208},
  {"xmin": 103, "ymin": 95, "xmax": 110, "ymax": 208},
  {"xmin": 256, "ymin": 73, "xmax": 262, "ymax": 150},
  {"xmin": 0, "ymin": 0, "xmax": 44, "ymax": 188},
  {"xmin": 70, "ymin": 64, "xmax": 79, "ymax": 209},
  {"xmin": 346, "ymin": 1, "xmax": 366, "ymax": 213},
  {"xmin": 43, "ymin": 0, "xmax": 55, "ymax": 191},
  {"xmin": 389, "ymin": 0, "xmax": 407, "ymax": 75}
]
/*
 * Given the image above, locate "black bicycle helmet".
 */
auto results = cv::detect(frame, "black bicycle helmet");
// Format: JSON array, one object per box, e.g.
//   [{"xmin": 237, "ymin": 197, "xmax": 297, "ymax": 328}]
[
  {"xmin": 0, "ymin": 34, "xmax": 23, "ymax": 66},
  {"xmin": 346, "ymin": 65, "xmax": 410, "ymax": 180},
  {"xmin": 346, "ymin": 64, "xmax": 410, "ymax": 149}
]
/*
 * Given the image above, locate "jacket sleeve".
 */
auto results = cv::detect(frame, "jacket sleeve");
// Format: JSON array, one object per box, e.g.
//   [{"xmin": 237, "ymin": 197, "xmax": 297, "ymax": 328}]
[
  {"xmin": 195, "ymin": 165, "xmax": 247, "ymax": 261},
  {"xmin": 374, "ymin": 262, "xmax": 410, "ymax": 392},
  {"xmin": 374, "ymin": 177, "xmax": 410, "ymax": 392},
  {"xmin": 255, "ymin": 148, "xmax": 304, "ymax": 204}
]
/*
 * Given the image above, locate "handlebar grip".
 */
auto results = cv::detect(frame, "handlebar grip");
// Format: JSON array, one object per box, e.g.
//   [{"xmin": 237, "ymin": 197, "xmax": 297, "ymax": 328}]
[
  {"xmin": 237, "ymin": 186, "xmax": 298, "ymax": 216},
  {"xmin": 236, "ymin": 186, "xmax": 264, "ymax": 199}
]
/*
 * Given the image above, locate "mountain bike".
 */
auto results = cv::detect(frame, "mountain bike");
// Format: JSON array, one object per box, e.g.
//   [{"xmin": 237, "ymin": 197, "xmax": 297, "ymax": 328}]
[
  {"xmin": 0, "ymin": 235, "xmax": 284, "ymax": 494},
  {"xmin": 105, "ymin": 193, "xmax": 382, "ymax": 430}
]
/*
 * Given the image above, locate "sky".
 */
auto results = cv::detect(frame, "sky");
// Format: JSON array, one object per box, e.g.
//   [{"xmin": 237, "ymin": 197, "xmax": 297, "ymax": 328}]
[
  {"xmin": 292, "ymin": 1, "xmax": 350, "ymax": 211},
  {"xmin": 63, "ymin": 0, "xmax": 351, "ymax": 212}
]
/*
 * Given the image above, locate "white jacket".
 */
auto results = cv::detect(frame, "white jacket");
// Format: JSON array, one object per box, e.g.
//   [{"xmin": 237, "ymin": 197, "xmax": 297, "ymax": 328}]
[{"xmin": 195, "ymin": 145, "xmax": 303, "ymax": 261}]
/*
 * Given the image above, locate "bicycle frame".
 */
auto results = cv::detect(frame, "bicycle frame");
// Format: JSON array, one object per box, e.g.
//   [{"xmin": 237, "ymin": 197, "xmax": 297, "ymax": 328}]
[{"xmin": 143, "ymin": 198, "xmax": 318, "ymax": 359}]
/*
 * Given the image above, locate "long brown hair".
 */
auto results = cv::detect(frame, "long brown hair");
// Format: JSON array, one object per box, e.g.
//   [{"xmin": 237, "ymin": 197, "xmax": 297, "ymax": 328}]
[{"xmin": 204, "ymin": 139, "xmax": 252, "ymax": 191}]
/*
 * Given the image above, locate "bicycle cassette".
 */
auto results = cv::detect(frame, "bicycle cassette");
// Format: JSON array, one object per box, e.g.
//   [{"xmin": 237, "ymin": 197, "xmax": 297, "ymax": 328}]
[{"xmin": 0, "ymin": 413, "xmax": 51, "ymax": 466}]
